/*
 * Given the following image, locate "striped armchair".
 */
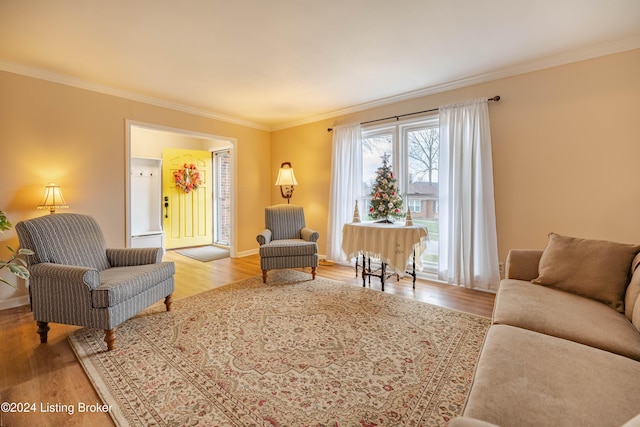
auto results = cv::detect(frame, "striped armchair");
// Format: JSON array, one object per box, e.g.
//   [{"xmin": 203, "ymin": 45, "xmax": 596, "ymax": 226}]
[
  {"xmin": 16, "ymin": 213, "xmax": 175, "ymax": 351},
  {"xmin": 256, "ymin": 204, "xmax": 319, "ymax": 283}
]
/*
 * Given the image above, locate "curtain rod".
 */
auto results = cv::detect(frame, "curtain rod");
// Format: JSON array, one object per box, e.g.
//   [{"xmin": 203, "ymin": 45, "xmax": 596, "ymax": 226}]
[{"xmin": 327, "ymin": 95, "xmax": 500, "ymax": 132}]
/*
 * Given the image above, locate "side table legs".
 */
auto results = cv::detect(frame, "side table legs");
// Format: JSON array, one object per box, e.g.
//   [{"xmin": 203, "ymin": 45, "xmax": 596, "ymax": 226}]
[{"xmin": 357, "ymin": 251, "xmax": 418, "ymax": 292}]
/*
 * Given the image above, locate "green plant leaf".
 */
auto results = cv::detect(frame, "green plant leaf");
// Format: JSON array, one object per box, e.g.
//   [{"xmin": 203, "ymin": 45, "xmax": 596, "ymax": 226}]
[
  {"xmin": 13, "ymin": 258, "xmax": 28, "ymax": 267},
  {"xmin": 7, "ymin": 264, "xmax": 30, "ymax": 279}
]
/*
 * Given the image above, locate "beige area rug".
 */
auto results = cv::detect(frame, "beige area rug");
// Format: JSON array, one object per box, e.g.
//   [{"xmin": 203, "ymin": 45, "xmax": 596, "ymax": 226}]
[
  {"xmin": 69, "ymin": 270, "xmax": 490, "ymax": 427},
  {"xmin": 175, "ymin": 245, "xmax": 230, "ymax": 262}
]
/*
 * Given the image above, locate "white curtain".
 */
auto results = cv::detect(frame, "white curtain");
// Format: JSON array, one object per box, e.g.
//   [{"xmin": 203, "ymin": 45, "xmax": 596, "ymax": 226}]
[
  {"xmin": 438, "ymin": 98, "xmax": 500, "ymax": 291},
  {"xmin": 326, "ymin": 123, "xmax": 362, "ymax": 264}
]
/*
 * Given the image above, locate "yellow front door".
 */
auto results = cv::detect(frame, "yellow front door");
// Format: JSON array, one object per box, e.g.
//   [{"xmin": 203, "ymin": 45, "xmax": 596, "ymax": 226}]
[{"xmin": 162, "ymin": 149, "xmax": 212, "ymax": 249}]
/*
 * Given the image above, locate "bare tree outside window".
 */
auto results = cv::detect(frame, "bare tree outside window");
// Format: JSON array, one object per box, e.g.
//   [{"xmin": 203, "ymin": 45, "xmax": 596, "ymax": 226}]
[
  {"xmin": 362, "ymin": 134, "xmax": 393, "ymax": 186},
  {"xmin": 408, "ymin": 128, "xmax": 438, "ymax": 184}
]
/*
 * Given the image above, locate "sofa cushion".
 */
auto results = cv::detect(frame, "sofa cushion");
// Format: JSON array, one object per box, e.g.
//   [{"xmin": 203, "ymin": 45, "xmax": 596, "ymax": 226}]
[
  {"xmin": 494, "ymin": 279, "xmax": 640, "ymax": 361},
  {"xmin": 532, "ymin": 233, "xmax": 640, "ymax": 312},
  {"xmin": 92, "ymin": 262, "xmax": 175, "ymax": 308},
  {"xmin": 463, "ymin": 325, "xmax": 640, "ymax": 427}
]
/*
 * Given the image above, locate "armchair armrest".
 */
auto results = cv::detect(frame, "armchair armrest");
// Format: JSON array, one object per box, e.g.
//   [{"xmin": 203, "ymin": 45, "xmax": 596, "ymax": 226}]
[
  {"xmin": 505, "ymin": 249, "xmax": 543, "ymax": 281},
  {"xmin": 301, "ymin": 227, "xmax": 319, "ymax": 242},
  {"xmin": 29, "ymin": 263, "xmax": 100, "ymax": 290},
  {"xmin": 106, "ymin": 248, "xmax": 163, "ymax": 267},
  {"xmin": 257, "ymin": 229, "xmax": 272, "ymax": 246}
]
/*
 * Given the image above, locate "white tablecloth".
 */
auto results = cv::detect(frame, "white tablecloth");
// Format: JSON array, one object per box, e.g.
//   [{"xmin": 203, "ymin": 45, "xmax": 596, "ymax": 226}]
[{"xmin": 342, "ymin": 222, "xmax": 429, "ymax": 275}]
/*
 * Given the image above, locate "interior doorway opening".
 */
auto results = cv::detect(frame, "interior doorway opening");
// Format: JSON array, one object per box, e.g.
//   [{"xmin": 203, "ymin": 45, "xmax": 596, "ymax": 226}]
[{"xmin": 125, "ymin": 121, "xmax": 237, "ymax": 257}]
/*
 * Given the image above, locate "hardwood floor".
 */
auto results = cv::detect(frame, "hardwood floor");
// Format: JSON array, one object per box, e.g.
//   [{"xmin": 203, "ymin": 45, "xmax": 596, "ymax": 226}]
[{"xmin": 0, "ymin": 252, "xmax": 494, "ymax": 426}]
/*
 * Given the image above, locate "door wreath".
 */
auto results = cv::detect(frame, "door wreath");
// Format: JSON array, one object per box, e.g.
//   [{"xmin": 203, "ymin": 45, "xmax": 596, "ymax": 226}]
[{"xmin": 173, "ymin": 163, "xmax": 202, "ymax": 193}]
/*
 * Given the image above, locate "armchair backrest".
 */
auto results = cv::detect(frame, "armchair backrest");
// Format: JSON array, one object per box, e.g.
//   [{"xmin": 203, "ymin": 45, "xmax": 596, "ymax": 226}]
[
  {"xmin": 16, "ymin": 213, "xmax": 111, "ymax": 270},
  {"xmin": 265, "ymin": 204, "xmax": 306, "ymax": 240}
]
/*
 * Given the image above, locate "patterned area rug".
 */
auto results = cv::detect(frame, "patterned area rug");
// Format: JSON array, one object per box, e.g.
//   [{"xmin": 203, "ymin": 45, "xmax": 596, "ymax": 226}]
[{"xmin": 69, "ymin": 270, "xmax": 490, "ymax": 427}]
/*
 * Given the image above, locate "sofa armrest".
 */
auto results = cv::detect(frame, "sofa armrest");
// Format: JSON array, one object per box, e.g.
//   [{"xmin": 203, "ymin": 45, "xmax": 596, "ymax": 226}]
[
  {"xmin": 106, "ymin": 248, "xmax": 163, "ymax": 267},
  {"xmin": 505, "ymin": 249, "xmax": 543, "ymax": 281},
  {"xmin": 301, "ymin": 227, "xmax": 319, "ymax": 242},
  {"xmin": 29, "ymin": 263, "xmax": 100, "ymax": 290},
  {"xmin": 257, "ymin": 229, "xmax": 272, "ymax": 246}
]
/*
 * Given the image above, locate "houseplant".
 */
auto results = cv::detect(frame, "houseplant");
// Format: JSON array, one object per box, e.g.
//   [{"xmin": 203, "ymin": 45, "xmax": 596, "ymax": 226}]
[{"xmin": 0, "ymin": 210, "xmax": 33, "ymax": 288}]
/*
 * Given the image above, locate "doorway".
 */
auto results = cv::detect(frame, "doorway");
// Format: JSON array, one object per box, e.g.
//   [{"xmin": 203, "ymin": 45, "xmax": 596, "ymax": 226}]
[{"xmin": 125, "ymin": 121, "xmax": 237, "ymax": 257}]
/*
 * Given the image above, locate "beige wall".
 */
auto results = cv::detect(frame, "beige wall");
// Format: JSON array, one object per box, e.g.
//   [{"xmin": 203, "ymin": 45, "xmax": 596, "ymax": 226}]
[
  {"xmin": 271, "ymin": 49, "xmax": 640, "ymax": 264},
  {"xmin": 1, "ymin": 48, "xmax": 638, "ymax": 306},
  {"xmin": 270, "ymin": 119, "xmax": 335, "ymax": 253},
  {"xmin": 0, "ymin": 71, "xmax": 270, "ymax": 305}
]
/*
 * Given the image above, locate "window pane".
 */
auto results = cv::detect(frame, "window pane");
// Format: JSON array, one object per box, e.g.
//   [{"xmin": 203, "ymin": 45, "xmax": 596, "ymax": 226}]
[
  {"xmin": 407, "ymin": 127, "xmax": 439, "ymax": 269},
  {"xmin": 362, "ymin": 133, "xmax": 393, "ymax": 209}
]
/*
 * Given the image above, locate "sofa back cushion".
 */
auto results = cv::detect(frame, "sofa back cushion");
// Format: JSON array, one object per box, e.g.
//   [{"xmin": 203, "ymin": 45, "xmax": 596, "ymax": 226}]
[{"xmin": 532, "ymin": 233, "xmax": 640, "ymax": 313}]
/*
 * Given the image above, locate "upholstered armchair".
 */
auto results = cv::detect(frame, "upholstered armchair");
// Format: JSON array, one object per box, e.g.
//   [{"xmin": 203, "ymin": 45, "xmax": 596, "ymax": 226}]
[
  {"xmin": 256, "ymin": 204, "xmax": 319, "ymax": 283},
  {"xmin": 16, "ymin": 213, "xmax": 175, "ymax": 351}
]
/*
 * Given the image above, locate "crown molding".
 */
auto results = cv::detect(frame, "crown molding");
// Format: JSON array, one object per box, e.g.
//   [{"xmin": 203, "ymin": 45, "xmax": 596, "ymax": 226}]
[
  {"xmin": 2, "ymin": 33, "xmax": 639, "ymax": 133},
  {"xmin": 0, "ymin": 60, "xmax": 271, "ymax": 132},
  {"xmin": 272, "ymin": 35, "xmax": 640, "ymax": 131}
]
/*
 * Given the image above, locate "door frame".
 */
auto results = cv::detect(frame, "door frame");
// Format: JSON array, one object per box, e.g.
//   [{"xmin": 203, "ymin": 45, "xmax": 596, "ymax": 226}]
[
  {"xmin": 212, "ymin": 149, "xmax": 232, "ymax": 246},
  {"xmin": 125, "ymin": 120, "xmax": 238, "ymax": 257}
]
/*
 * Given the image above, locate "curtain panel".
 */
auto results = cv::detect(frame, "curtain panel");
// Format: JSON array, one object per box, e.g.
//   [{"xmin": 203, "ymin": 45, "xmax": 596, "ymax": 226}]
[
  {"xmin": 326, "ymin": 123, "xmax": 363, "ymax": 264},
  {"xmin": 438, "ymin": 99, "xmax": 500, "ymax": 291}
]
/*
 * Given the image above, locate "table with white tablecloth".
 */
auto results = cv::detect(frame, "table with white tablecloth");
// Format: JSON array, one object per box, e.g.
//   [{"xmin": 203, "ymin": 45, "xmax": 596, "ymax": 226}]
[{"xmin": 342, "ymin": 222, "xmax": 428, "ymax": 290}]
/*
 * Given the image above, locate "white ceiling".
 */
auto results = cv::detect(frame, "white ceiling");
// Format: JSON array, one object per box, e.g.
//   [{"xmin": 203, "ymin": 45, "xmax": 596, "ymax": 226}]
[{"xmin": 1, "ymin": 0, "xmax": 639, "ymax": 130}]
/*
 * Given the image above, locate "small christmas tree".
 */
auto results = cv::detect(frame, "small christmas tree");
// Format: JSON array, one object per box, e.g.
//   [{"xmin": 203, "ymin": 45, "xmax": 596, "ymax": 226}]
[{"xmin": 368, "ymin": 153, "xmax": 404, "ymax": 222}]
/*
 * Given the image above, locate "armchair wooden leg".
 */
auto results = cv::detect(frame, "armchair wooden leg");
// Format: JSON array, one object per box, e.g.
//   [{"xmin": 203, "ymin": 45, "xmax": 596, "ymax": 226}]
[
  {"xmin": 312, "ymin": 267, "xmax": 317, "ymax": 280},
  {"xmin": 165, "ymin": 294, "xmax": 173, "ymax": 311},
  {"xmin": 36, "ymin": 321, "xmax": 50, "ymax": 344},
  {"xmin": 104, "ymin": 328, "xmax": 116, "ymax": 351},
  {"xmin": 262, "ymin": 270, "xmax": 267, "ymax": 283}
]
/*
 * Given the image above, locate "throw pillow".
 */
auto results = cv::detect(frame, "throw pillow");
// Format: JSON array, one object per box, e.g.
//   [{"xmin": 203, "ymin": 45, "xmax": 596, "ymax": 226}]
[
  {"xmin": 625, "ymin": 253, "xmax": 640, "ymax": 320},
  {"xmin": 532, "ymin": 233, "xmax": 640, "ymax": 313}
]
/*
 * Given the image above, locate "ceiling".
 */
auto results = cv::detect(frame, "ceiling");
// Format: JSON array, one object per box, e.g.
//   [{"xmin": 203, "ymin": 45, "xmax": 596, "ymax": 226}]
[{"xmin": 1, "ymin": 1, "xmax": 639, "ymax": 130}]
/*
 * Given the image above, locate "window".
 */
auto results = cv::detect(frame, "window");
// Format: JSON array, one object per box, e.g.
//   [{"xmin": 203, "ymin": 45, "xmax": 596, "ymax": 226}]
[
  {"xmin": 407, "ymin": 199, "xmax": 422, "ymax": 213},
  {"xmin": 361, "ymin": 116, "xmax": 439, "ymax": 271}
]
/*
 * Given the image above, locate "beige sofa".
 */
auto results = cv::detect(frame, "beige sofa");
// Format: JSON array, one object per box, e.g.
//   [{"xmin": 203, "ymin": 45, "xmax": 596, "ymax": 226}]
[{"xmin": 451, "ymin": 233, "xmax": 640, "ymax": 427}]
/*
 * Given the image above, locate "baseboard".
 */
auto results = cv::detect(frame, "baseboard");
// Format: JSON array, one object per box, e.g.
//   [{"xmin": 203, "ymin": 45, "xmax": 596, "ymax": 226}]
[
  {"xmin": 235, "ymin": 248, "xmax": 259, "ymax": 258},
  {"xmin": 0, "ymin": 295, "xmax": 29, "ymax": 311}
]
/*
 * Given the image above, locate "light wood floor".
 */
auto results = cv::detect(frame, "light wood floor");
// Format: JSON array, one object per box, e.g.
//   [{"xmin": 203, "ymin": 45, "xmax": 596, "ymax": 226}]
[{"xmin": 0, "ymin": 252, "xmax": 494, "ymax": 427}]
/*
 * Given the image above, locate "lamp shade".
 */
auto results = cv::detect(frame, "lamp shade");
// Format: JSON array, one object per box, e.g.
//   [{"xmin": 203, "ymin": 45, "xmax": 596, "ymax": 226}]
[
  {"xmin": 275, "ymin": 165, "xmax": 298, "ymax": 186},
  {"xmin": 37, "ymin": 183, "xmax": 69, "ymax": 214}
]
